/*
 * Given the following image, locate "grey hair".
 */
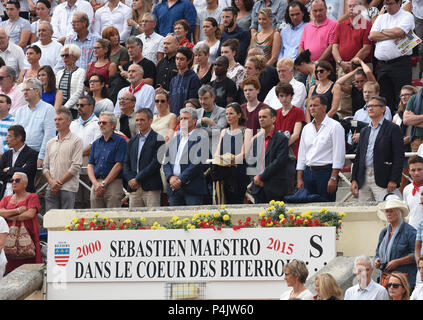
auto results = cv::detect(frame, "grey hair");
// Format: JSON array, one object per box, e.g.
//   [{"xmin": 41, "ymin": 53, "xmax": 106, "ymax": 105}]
[
  {"xmin": 193, "ymin": 42, "xmax": 210, "ymax": 55},
  {"xmin": 0, "ymin": 26, "xmax": 10, "ymax": 37},
  {"xmin": 179, "ymin": 107, "xmax": 198, "ymax": 120},
  {"xmin": 248, "ymin": 47, "xmax": 265, "ymax": 57},
  {"xmin": 136, "ymin": 108, "xmax": 153, "ymax": 120},
  {"xmin": 74, "ymin": 11, "xmax": 89, "ymax": 27},
  {"xmin": 0, "ymin": 66, "xmax": 16, "ymax": 81},
  {"xmin": 23, "ymin": 78, "xmax": 43, "ymax": 96},
  {"xmin": 125, "ymin": 36, "xmax": 143, "ymax": 48},
  {"xmin": 38, "ymin": 20, "xmax": 53, "ymax": 32},
  {"xmin": 100, "ymin": 111, "xmax": 118, "ymax": 127},
  {"xmin": 354, "ymin": 255, "xmax": 374, "ymax": 270},
  {"xmin": 143, "ymin": 12, "xmax": 157, "ymax": 22},
  {"xmin": 61, "ymin": 43, "xmax": 81, "ymax": 60},
  {"xmin": 79, "ymin": 95, "xmax": 95, "ymax": 106},
  {"xmin": 198, "ymin": 84, "xmax": 216, "ymax": 98},
  {"xmin": 13, "ymin": 172, "xmax": 28, "ymax": 183}
]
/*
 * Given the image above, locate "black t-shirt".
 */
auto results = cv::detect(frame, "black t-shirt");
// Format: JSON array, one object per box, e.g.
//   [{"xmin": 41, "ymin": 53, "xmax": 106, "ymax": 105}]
[
  {"xmin": 210, "ymin": 77, "xmax": 238, "ymax": 108},
  {"xmin": 123, "ymin": 58, "xmax": 157, "ymax": 86},
  {"xmin": 156, "ymin": 55, "xmax": 177, "ymax": 90},
  {"xmin": 351, "ymin": 85, "xmax": 365, "ymax": 115}
]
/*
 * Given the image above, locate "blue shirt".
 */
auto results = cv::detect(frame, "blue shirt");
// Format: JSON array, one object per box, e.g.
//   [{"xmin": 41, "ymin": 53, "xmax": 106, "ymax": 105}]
[
  {"xmin": 63, "ymin": 32, "xmax": 101, "ymax": 71},
  {"xmin": 365, "ymin": 117, "xmax": 384, "ymax": 167},
  {"xmin": 0, "ymin": 114, "xmax": 15, "ymax": 155},
  {"xmin": 15, "ymin": 99, "xmax": 56, "ymax": 160},
  {"xmin": 89, "ymin": 133, "xmax": 127, "ymax": 178},
  {"xmin": 278, "ymin": 21, "xmax": 306, "ymax": 61},
  {"xmin": 137, "ymin": 129, "xmax": 151, "ymax": 173},
  {"xmin": 153, "ymin": 0, "xmax": 197, "ymax": 37}
]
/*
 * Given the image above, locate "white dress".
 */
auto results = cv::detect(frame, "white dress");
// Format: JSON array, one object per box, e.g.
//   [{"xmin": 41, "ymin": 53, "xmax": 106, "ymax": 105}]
[{"xmin": 279, "ymin": 288, "xmax": 314, "ymax": 300}]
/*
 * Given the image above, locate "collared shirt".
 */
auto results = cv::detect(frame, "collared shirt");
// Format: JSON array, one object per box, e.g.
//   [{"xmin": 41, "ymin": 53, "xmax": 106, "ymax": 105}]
[
  {"xmin": 353, "ymin": 105, "xmax": 392, "ymax": 123},
  {"xmin": 94, "ymin": 2, "xmax": 132, "ymax": 42},
  {"xmin": 299, "ymin": 17, "xmax": 338, "ymax": 61},
  {"xmin": 114, "ymin": 84, "xmax": 156, "ymax": 114},
  {"xmin": 0, "ymin": 84, "xmax": 26, "ymax": 117},
  {"xmin": 0, "ymin": 42, "xmax": 25, "ymax": 76},
  {"xmin": 137, "ymin": 32, "xmax": 164, "ymax": 65},
  {"xmin": 297, "ymin": 115, "xmax": 345, "ymax": 170},
  {"xmin": 70, "ymin": 114, "xmax": 101, "ymax": 150},
  {"xmin": 64, "ymin": 32, "xmax": 101, "ymax": 71},
  {"xmin": 174, "ymin": 130, "xmax": 193, "ymax": 177},
  {"xmin": 88, "ymin": 133, "xmax": 127, "ymax": 179},
  {"xmin": 153, "ymin": 0, "xmax": 197, "ymax": 37},
  {"xmin": 0, "ymin": 113, "xmax": 15, "ymax": 155},
  {"xmin": 344, "ymin": 280, "xmax": 389, "ymax": 300},
  {"xmin": 137, "ymin": 129, "xmax": 151, "ymax": 173},
  {"xmin": 264, "ymin": 77, "xmax": 307, "ymax": 111},
  {"xmin": 403, "ymin": 184, "xmax": 423, "ymax": 230},
  {"xmin": 51, "ymin": 0, "xmax": 94, "ymax": 40},
  {"xmin": 411, "ymin": 283, "xmax": 423, "ymax": 300},
  {"xmin": 43, "ymin": 131, "xmax": 83, "ymax": 193},
  {"xmin": 156, "ymin": 54, "xmax": 177, "ymax": 91},
  {"xmin": 15, "ymin": 99, "xmax": 56, "ymax": 160},
  {"xmin": 116, "ymin": 111, "xmax": 138, "ymax": 138},
  {"xmin": 371, "ymin": 9, "xmax": 415, "ymax": 60},
  {"xmin": 278, "ymin": 21, "xmax": 306, "ymax": 61},
  {"xmin": 250, "ymin": 0, "xmax": 287, "ymax": 31},
  {"xmin": 365, "ymin": 117, "xmax": 384, "ymax": 167}
]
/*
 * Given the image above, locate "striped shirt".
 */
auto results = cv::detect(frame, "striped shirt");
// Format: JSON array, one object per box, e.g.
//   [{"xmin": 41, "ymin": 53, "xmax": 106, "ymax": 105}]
[
  {"xmin": 417, "ymin": 220, "xmax": 423, "ymax": 255},
  {"xmin": 0, "ymin": 114, "xmax": 15, "ymax": 155}
]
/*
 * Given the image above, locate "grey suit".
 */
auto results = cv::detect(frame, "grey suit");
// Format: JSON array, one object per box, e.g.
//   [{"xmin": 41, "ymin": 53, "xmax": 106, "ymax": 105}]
[{"xmin": 196, "ymin": 105, "xmax": 227, "ymax": 155}]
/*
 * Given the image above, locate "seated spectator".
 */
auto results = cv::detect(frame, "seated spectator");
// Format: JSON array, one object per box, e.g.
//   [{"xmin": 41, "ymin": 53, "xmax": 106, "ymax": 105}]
[
  {"xmin": 174, "ymin": 19, "xmax": 194, "ymax": 49},
  {"xmin": 210, "ymin": 56, "xmax": 238, "ymax": 109},
  {"xmin": 86, "ymin": 39, "xmax": 117, "ymax": 87},
  {"xmin": 220, "ymin": 39, "xmax": 245, "ymax": 88},
  {"xmin": 280, "ymin": 260, "xmax": 313, "ymax": 300},
  {"xmin": 214, "ymin": 102, "xmax": 252, "ymax": 204},
  {"xmin": 344, "ymin": 255, "xmax": 389, "ymax": 300},
  {"xmin": 88, "ymin": 73, "xmax": 114, "ymax": 117},
  {"xmin": 0, "ymin": 66, "xmax": 26, "ymax": 117},
  {"xmin": 17, "ymin": 45, "xmax": 41, "ymax": 85},
  {"xmin": 250, "ymin": 8, "xmax": 280, "ymax": 66},
  {"xmin": 386, "ymin": 272, "xmax": 411, "ymax": 300},
  {"xmin": 410, "ymin": 256, "xmax": 423, "ymax": 300},
  {"xmin": 37, "ymin": 65, "xmax": 63, "ymax": 110},
  {"xmin": 232, "ymin": 0, "xmax": 253, "ymax": 31},
  {"xmin": 183, "ymin": 98, "xmax": 201, "ymax": 110},
  {"xmin": 137, "ymin": 13, "xmax": 164, "ymax": 65},
  {"xmin": 375, "ymin": 199, "xmax": 417, "ymax": 290},
  {"xmin": 0, "ymin": 95, "xmax": 15, "ymax": 158},
  {"xmin": 197, "ymin": 17, "xmax": 221, "ymax": 64},
  {"xmin": 313, "ymin": 273, "xmax": 343, "ymax": 300},
  {"xmin": 151, "ymin": 89, "xmax": 177, "ymax": 143},
  {"xmin": 0, "ymin": 27, "xmax": 25, "ymax": 77},
  {"xmin": 1, "ymin": 1, "xmax": 31, "ymax": 49},
  {"xmin": 29, "ymin": 0, "xmax": 51, "ymax": 44},
  {"xmin": 0, "ymin": 172, "xmax": 41, "ymax": 274},
  {"xmin": 127, "ymin": 0, "xmax": 151, "ymax": 36},
  {"xmin": 0, "ymin": 216, "xmax": 7, "ymax": 279},
  {"xmin": 294, "ymin": 49, "xmax": 316, "ymax": 93},
  {"xmin": 193, "ymin": 42, "xmax": 214, "ymax": 85},
  {"xmin": 56, "ymin": 44, "xmax": 86, "ymax": 119},
  {"xmin": 102, "ymin": 26, "xmax": 130, "ymax": 68},
  {"xmin": 115, "ymin": 91, "xmax": 138, "ymax": 139},
  {"xmin": 34, "ymin": 21, "xmax": 63, "ymax": 72}
]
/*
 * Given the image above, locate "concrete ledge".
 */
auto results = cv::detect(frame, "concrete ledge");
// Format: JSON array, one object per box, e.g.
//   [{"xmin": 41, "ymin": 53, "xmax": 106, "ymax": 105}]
[{"xmin": 0, "ymin": 264, "xmax": 44, "ymax": 300}]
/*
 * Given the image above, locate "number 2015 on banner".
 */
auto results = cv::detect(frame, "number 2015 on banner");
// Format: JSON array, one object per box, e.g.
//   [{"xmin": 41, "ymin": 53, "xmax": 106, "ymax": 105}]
[
  {"xmin": 267, "ymin": 238, "xmax": 294, "ymax": 255},
  {"xmin": 77, "ymin": 241, "xmax": 102, "ymax": 259}
]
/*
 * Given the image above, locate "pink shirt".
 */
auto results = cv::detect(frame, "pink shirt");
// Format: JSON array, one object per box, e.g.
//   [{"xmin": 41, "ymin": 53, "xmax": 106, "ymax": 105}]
[
  {"xmin": 0, "ymin": 83, "xmax": 26, "ymax": 117},
  {"xmin": 299, "ymin": 17, "xmax": 338, "ymax": 61}
]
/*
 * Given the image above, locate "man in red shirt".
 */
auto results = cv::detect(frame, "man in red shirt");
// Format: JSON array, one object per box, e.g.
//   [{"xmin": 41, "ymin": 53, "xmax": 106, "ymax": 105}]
[{"xmin": 332, "ymin": 0, "xmax": 373, "ymax": 119}]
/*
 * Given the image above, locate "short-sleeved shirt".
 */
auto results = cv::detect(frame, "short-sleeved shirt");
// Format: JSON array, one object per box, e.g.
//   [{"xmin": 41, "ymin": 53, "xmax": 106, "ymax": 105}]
[
  {"xmin": 123, "ymin": 58, "xmax": 157, "ymax": 85},
  {"xmin": 0, "ymin": 17, "xmax": 30, "ymax": 45},
  {"xmin": 417, "ymin": 220, "xmax": 423, "ymax": 255},
  {"xmin": 89, "ymin": 133, "xmax": 127, "ymax": 179},
  {"xmin": 210, "ymin": 77, "xmax": 238, "ymax": 109},
  {"xmin": 275, "ymin": 106, "xmax": 305, "ymax": 158},
  {"xmin": 406, "ymin": 93, "xmax": 423, "ymax": 137}
]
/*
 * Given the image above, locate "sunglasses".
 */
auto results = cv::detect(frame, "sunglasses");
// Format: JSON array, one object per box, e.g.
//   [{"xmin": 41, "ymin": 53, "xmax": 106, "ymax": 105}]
[
  {"xmin": 155, "ymin": 99, "xmax": 167, "ymax": 103},
  {"xmin": 76, "ymin": 103, "xmax": 88, "ymax": 107},
  {"xmin": 9, "ymin": 178, "xmax": 21, "ymax": 183},
  {"xmin": 316, "ymin": 69, "xmax": 326, "ymax": 74},
  {"xmin": 61, "ymin": 53, "xmax": 71, "ymax": 58},
  {"xmin": 386, "ymin": 283, "xmax": 403, "ymax": 289}
]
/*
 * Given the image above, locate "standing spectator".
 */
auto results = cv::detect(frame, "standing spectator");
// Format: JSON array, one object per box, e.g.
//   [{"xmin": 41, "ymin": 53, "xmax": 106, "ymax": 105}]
[
  {"xmin": 219, "ymin": 6, "xmax": 251, "ymax": 65},
  {"xmin": 163, "ymin": 107, "xmax": 208, "ymax": 206},
  {"xmin": 264, "ymin": 57, "xmax": 307, "ymax": 112},
  {"xmin": 0, "ymin": 66, "xmax": 25, "ymax": 116},
  {"xmin": 414, "ymin": 0, "xmax": 423, "ymax": 79},
  {"xmin": 279, "ymin": 260, "xmax": 313, "ymax": 300},
  {"xmin": 56, "ymin": 44, "xmax": 86, "ymax": 119},
  {"xmin": 86, "ymin": 39, "xmax": 118, "ymax": 86},
  {"xmin": 0, "ymin": 94, "xmax": 14, "ymax": 156},
  {"xmin": 332, "ymin": 0, "xmax": 372, "ymax": 120},
  {"xmin": 88, "ymin": 73, "xmax": 114, "ymax": 117},
  {"xmin": 114, "ymin": 64, "xmax": 155, "ymax": 114},
  {"xmin": 102, "ymin": 26, "xmax": 130, "ymax": 68},
  {"xmin": 29, "ymin": 0, "xmax": 51, "ymax": 44},
  {"xmin": 249, "ymin": 0, "xmax": 286, "ymax": 36},
  {"xmin": 232, "ymin": 0, "xmax": 253, "ymax": 31},
  {"xmin": 116, "ymin": 91, "xmax": 138, "ymax": 139},
  {"xmin": 198, "ymin": 17, "xmax": 221, "ymax": 64},
  {"xmin": 194, "ymin": 0, "xmax": 222, "ymax": 43},
  {"xmin": 1, "ymin": 1, "xmax": 30, "ymax": 48},
  {"xmin": 151, "ymin": 90, "xmax": 177, "ymax": 142},
  {"xmin": 210, "ymin": 56, "xmax": 238, "ymax": 109},
  {"xmin": 173, "ymin": 19, "xmax": 194, "ymax": 49},
  {"xmin": 88, "ymin": 111, "xmax": 127, "ymax": 208},
  {"xmin": 369, "ymin": 0, "xmax": 415, "ymax": 114},
  {"xmin": 220, "ymin": 39, "xmax": 245, "ymax": 88},
  {"xmin": 403, "ymin": 85, "xmax": 423, "ymax": 152},
  {"xmin": 17, "ymin": 44, "xmax": 41, "ymax": 84},
  {"xmin": 278, "ymin": 1, "xmax": 309, "ymax": 62},
  {"xmin": 386, "ymin": 272, "xmax": 411, "ymax": 300},
  {"xmin": 248, "ymin": 106, "xmax": 290, "ymax": 204},
  {"xmin": 193, "ymin": 42, "xmax": 214, "ymax": 85},
  {"xmin": 153, "ymin": 0, "xmax": 197, "ymax": 38},
  {"xmin": 51, "ymin": 0, "xmax": 94, "ymax": 44},
  {"xmin": 402, "ymin": 156, "xmax": 423, "ymax": 229},
  {"xmin": 37, "ymin": 65, "xmax": 63, "ymax": 111},
  {"xmin": 137, "ymin": 13, "xmax": 164, "ymax": 65},
  {"xmin": 313, "ymin": 273, "xmax": 343, "ymax": 300},
  {"xmin": 296, "ymin": 95, "xmax": 345, "ymax": 202},
  {"xmin": 240, "ymin": 76, "xmax": 267, "ymax": 135},
  {"xmin": 94, "ymin": 0, "xmax": 132, "ymax": 44},
  {"xmin": 34, "ymin": 21, "xmax": 63, "ymax": 72},
  {"xmin": 123, "ymin": 108, "xmax": 165, "ymax": 208},
  {"xmin": 156, "ymin": 34, "xmax": 178, "ymax": 91},
  {"xmin": 250, "ymin": 8, "xmax": 281, "ymax": 66},
  {"xmin": 43, "ymin": 107, "xmax": 83, "ymax": 211},
  {"xmin": 298, "ymin": 0, "xmax": 338, "ymax": 63},
  {"xmin": 0, "ymin": 27, "xmax": 25, "ymax": 76},
  {"xmin": 127, "ymin": 0, "xmax": 151, "ymax": 36},
  {"xmin": 375, "ymin": 199, "xmax": 417, "ymax": 290},
  {"xmin": 169, "ymin": 47, "xmax": 201, "ymax": 116},
  {"xmin": 351, "ymin": 96, "xmax": 404, "ymax": 202},
  {"xmin": 344, "ymin": 255, "xmax": 389, "ymax": 300}
]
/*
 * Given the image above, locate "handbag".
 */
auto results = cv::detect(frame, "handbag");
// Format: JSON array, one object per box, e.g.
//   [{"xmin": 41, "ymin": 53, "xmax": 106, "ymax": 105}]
[{"xmin": 4, "ymin": 221, "xmax": 36, "ymax": 259}]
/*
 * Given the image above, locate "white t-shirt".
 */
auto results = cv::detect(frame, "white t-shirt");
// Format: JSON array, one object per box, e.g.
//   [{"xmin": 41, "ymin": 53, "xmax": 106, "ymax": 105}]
[
  {"xmin": 29, "ymin": 40, "xmax": 63, "ymax": 72},
  {"xmin": 264, "ymin": 78, "xmax": 307, "ymax": 112},
  {"xmin": 280, "ymin": 288, "xmax": 314, "ymax": 300},
  {"xmin": 403, "ymin": 183, "xmax": 423, "ymax": 229},
  {"xmin": 0, "ymin": 216, "xmax": 9, "ymax": 279},
  {"xmin": 411, "ymin": 283, "xmax": 423, "ymax": 300}
]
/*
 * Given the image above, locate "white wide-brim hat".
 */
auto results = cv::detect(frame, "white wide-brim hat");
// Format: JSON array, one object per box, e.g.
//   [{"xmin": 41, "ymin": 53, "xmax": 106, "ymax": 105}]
[{"xmin": 377, "ymin": 199, "xmax": 409, "ymax": 221}]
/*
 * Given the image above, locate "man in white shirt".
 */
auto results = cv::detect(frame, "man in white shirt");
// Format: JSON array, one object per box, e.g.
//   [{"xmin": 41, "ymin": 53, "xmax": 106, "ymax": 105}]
[
  {"xmin": 264, "ymin": 58, "xmax": 306, "ymax": 112},
  {"xmin": 344, "ymin": 255, "xmax": 389, "ymax": 300},
  {"xmin": 137, "ymin": 13, "xmax": 164, "ymax": 65},
  {"xmin": 33, "ymin": 21, "xmax": 63, "ymax": 72},
  {"xmin": 296, "ymin": 94, "xmax": 345, "ymax": 202},
  {"xmin": 0, "ymin": 27, "xmax": 25, "ymax": 76},
  {"xmin": 403, "ymin": 156, "xmax": 423, "ymax": 229},
  {"xmin": 51, "ymin": 0, "xmax": 94, "ymax": 44},
  {"xmin": 93, "ymin": 0, "xmax": 132, "ymax": 43},
  {"xmin": 369, "ymin": 0, "xmax": 415, "ymax": 114}
]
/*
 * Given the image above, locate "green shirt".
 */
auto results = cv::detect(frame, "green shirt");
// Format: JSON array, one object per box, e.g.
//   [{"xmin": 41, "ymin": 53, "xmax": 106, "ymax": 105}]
[{"xmin": 406, "ymin": 94, "xmax": 423, "ymax": 137}]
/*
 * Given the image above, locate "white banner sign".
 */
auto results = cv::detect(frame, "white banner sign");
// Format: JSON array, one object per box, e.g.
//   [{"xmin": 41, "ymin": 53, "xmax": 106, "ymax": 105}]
[{"xmin": 47, "ymin": 227, "xmax": 336, "ymax": 283}]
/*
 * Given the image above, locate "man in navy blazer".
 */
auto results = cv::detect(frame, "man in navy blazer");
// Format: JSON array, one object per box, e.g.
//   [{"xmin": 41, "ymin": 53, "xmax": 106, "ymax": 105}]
[
  {"xmin": 247, "ymin": 106, "xmax": 290, "ymax": 203},
  {"xmin": 163, "ymin": 107, "xmax": 208, "ymax": 206},
  {"xmin": 0, "ymin": 125, "xmax": 38, "ymax": 198},
  {"xmin": 123, "ymin": 108, "xmax": 165, "ymax": 207},
  {"xmin": 351, "ymin": 96, "xmax": 404, "ymax": 201}
]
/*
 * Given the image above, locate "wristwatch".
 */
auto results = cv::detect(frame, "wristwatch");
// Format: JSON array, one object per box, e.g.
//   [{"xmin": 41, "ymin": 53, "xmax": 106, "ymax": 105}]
[
  {"xmin": 330, "ymin": 176, "xmax": 337, "ymax": 181},
  {"xmin": 101, "ymin": 181, "xmax": 108, "ymax": 187},
  {"xmin": 337, "ymin": 60, "xmax": 342, "ymax": 66}
]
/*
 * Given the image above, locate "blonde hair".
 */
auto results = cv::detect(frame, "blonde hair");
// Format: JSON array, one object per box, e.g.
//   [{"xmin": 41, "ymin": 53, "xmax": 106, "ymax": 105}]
[
  {"xmin": 315, "ymin": 273, "xmax": 343, "ymax": 300},
  {"xmin": 258, "ymin": 7, "xmax": 273, "ymax": 20},
  {"xmin": 277, "ymin": 58, "xmax": 294, "ymax": 71},
  {"xmin": 387, "ymin": 272, "xmax": 410, "ymax": 300},
  {"xmin": 284, "ymin": 260, "xmax": 309, "ymax": 284}
]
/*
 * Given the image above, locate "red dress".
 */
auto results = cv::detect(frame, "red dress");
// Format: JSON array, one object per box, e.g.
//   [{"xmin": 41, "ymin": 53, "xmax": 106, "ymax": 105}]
[
  {"xmin": 87, "ymin": 61, "xmax": 112, "ymax": 85},
  {"xmin": 1, "ymin": 193, "xmax": 42, "ymax": 273}
]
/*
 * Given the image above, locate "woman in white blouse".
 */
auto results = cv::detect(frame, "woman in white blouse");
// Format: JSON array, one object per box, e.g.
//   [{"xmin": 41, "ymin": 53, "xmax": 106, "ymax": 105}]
[
  {"xmin": 280, "ymin": 260, "xmax": 314, "ymax": 300},
  {"xmin": 0, "ymin": 216, "xmax": 8, "ymax": 279}
]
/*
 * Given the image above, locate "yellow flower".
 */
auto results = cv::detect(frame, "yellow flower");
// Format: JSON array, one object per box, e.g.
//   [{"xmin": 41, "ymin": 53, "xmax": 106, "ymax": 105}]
[
  {"xmin": 288, "ymin": 208, "xmax": 294, "ymax": 214},
  {"xmin": 267, "ymin": 222, "xmax": 273, "ymax": 227},
  {"xmin": 94, "ymin": 212, "xmax": 100, "ymax": 217},
  {"xmin": 214, "ymin": 211, "xmax": 220, "ymax": 218},
  {"xmin": 259, "ymin": 211, "xmax": 266, "ymax": 217},
  {"xmin": 103, "ymin": 217, "xmax": 108, "ymax": 221},
  {"xmin": 304, "ymin": 219, "xmax": 308, "ymax": 224},
  {"xmin": 124, "ymin": 219, "xmax": 131, "ymax": 224},
  {"xmin": 223, "ymin": 214, "xmax": 230, "ymax": 221},
  {"xmin": 338, "ymin": 220, "xmax": 342, "ymax": 224},
  {"xmin": 75, "ymin": 223, "xmax": 79, "ymax": 229},
  {"xmin": 140, "ymin": 217, "xmax": 146, "ymax": 222},
  {"xmin": 319, "ymin": 208, "xmax": 328, "ymax": 214},
  {"xmin": 279, "ymin": 214, "xmax": 285, "ymax": 220},
  {"xmin": 205, "ymin": 212, "xmax": 210, "ymax": 218},
  {"xmin": 153, "ymin": 221, "xmax": 159, "ymax": 227},
  {"xmin": 65, "ymin": 225, "xmax": 70, "ymax": 230},
  {"xmin": 204, "ymin": 219, "xmax": 208, "ymax": 223},
  {"xmin": 183, "ymin": 218, "xmax": 189, "ymax": 223},
  {"xmin": 279, "ymin": 201, "xmax": 285, "ymax": 207},
  {"xmin": 187, "ymin": 224, "xmax": 192, "ymax": 229},
  {"xmin": 72, "ymin": 217, "xmax": 78, "ymax": 223},
  {"xmin": 221, "ymin": 205, "xmax": 226, "ymax": 210},
  {"xmin": 190, "ymin": 225, "xmax": 196, "ymax": 229},
  {"xmin": 269, "ymin": 200, "xmax": 275, "ymax": 205},
  {"xmin": 93, "ymin": 219, "xmax": 97, "ymax": 223},
  {"xmin": 339, "ymin": 212, "xmax": 346, "ymax": 218}
]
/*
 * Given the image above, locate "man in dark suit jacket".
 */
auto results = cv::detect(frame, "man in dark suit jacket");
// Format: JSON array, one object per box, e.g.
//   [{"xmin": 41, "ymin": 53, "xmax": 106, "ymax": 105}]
[
  {"xmin": 247, "ymin": 106, "xmax": 290, "ymax": 203},
  {"xmin": 351, "ymin": 96, "xmax": 404, "ymax": 201},
  {"xmin": 123, "ymin": 108, "xmax": 165, "ymax": 207},
  {"xmin": 163, "ymin": 107, "xmax": 208, "ymax": 206},
  {"xmin": 0, "ymin": 125, "xmax": 38, "ymax": 197}
]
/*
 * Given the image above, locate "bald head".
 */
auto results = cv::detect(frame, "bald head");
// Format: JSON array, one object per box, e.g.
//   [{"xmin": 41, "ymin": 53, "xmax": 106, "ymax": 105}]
[
  {"xmin": 119, "ymin": 91, "xmax": 136, "ymax": 115},
  {"xmin": 163, "ymin": 34, "xmax": 178, "ymax": 56},
  {"xmin": 127, "ymin": 63, "xmax": 144, "ymax": 85}
]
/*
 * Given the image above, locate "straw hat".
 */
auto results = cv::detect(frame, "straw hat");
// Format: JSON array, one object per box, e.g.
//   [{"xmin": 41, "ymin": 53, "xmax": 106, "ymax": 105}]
[{"xmin": 377, "ymin": 199, "xmax": 409, "ymax": 221}]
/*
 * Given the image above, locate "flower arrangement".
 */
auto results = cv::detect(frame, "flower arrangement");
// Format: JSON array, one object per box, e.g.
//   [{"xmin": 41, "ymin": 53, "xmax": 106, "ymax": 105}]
[{"xmin": 65, "ymin": 202, "xmax": 346, "ymax": 238}]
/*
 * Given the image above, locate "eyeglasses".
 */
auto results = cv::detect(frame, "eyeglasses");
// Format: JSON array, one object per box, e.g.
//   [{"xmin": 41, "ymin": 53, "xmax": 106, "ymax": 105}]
[
  {"xmin": 386, "ymin": 283, "xmax": 403, "ymax": 289},
  {"xmin": 418, "ymin": 266, "xmax": 423, "ymax": 270},
  {"xmin": 155, "ymin": 99, "xmax": 167, "ymax": 103},
  {"xmin": 76, "ymin": 103, "xmax": 88, "ymax": 107},
  {"xmin": 9, "ymin": 178, "xmax": 21, "ymax": 183},
  {"xmin": 61, "ymin": 53, "xmax": 71, "ymax": 58},
  {"xmin": 400, "ymin": 93, "xmax": 412, "ymax": 98},
  {"xmin": 22, "ymin": 87, "xmax": 37, "ymax": 93},
  {"xmin": 118, "ymin": 97, "xmax": 132, "ymax": 101},
  {"xmin": 98, "ymin": 121, "xmax": 110, "ymax": 125},
  {"xmin": 141, "ymin": 20, "xmax": 153, "ymax": 23}
]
